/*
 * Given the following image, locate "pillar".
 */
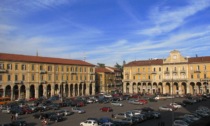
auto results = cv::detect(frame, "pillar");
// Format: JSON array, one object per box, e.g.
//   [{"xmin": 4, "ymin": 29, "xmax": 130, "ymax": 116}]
[
  {"xmin": 86, "ymin": 85, "xmax": 89, "ymax": 96},
  {"xmin": 178, "ymin": 83, "xmax": 182, "ymax": 95},
  {"xmin": 129, "ymin": 83, "xmax": 132, "ymax": 94},
  {"xmin": 123, "ymin": 82, "xmax": 126, "ymax": 94},
  {"xmin": 186, "ymin": 82, "xmax": 190, "ymax": 94},
  {"xmin": 35, "ymin": 88, "xmax": 38, "ymax": 99},
  {"xmin": 92, "ymin": 83, "xmax": 95, "ymax": 95},
  {"xmin": 162, "ymin": 82, "xmax": 166, "ymax": 94},
  {"xmin": 51, "ymin": 85, "xmax": 54, "ymax": 96},
  {"xmin": 25, "ymin": 86, "xmax": 30, "ymax": 99}
]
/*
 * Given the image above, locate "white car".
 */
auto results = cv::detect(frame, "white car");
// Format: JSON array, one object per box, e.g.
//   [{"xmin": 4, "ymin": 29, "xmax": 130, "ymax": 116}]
[
  {"xmin": 72, "ymin": 107, "xmax": 85, "ymax": 114},
  {"xmin": 110, "ymin": 101, "xmax": 123, "ymax": 107},
  {"xmin": 170, "ymin": 103, "xmax": 182, "ymax": 109},
  {"xmin": 80, "ymin": 120, "xmax": 99, "ymax": 126},
  {"xmin": 159, "ymin": 106, "xmax": 173, "ymax": 111}
]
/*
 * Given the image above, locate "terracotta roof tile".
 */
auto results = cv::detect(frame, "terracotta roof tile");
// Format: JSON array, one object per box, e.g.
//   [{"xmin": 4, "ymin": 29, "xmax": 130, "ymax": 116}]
[
  {"xmin": 95, "ymin": 67, "xmax": 113, "ymax": 73},
  {"xmin": 124, "ymin": 59, "xmax": 163, "ymax": 67},
  {"xmin": 0, "ymin": 53, "xmax": 95, "ymax": 66},
  {"xmin": 189, "ymin": 56, "xmax": 210, "ymax": 63}
]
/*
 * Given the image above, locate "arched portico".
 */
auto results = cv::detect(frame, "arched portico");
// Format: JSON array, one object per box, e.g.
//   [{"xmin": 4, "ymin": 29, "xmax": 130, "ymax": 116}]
[
  {"xmin": 13, "ymin": 85, "xmax": 19, "ymax": 100},
  {"xmin": 70, "ymin": 84, "xmax": 73, "ymax": 97},
  {"xmin": 30, "ymin": 85, "xmax": 35, "ymax": 98},
  {"xmin": 20, "ymin": 85, "xmax": 26, "ymax": 99},
  {"xmin": 47, "ymin": 84, "xmax": 51, "ymax": 98},
  {"xmin": 5, "ymin": 85, "xmax": 11, "ymax": 97},
  {"xmin": 38, "ymin": 84, "xmax": 43, "ymax": 97},
  {"xmin": 75, "ymin": 84, "xmax": 78, "ymax": 96}
]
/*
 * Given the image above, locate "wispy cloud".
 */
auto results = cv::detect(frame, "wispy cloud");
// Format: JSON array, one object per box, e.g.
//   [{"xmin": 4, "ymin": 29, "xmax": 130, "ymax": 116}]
[{"xmin": 137, "ymin": 0, "xmax": 210, "ymax": 35}]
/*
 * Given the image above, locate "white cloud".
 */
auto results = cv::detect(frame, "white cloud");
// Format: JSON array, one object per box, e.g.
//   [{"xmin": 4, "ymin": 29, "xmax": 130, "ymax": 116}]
[{"xmin": 138, "ymin": 0, "xmax": 210, "ymax": 35}]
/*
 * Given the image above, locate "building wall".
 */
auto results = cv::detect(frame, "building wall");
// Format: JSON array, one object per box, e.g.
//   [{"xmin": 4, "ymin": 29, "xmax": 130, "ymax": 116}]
[{"xmin": 0, "ymin": 60, "xmax": 95, "ymax": 100}]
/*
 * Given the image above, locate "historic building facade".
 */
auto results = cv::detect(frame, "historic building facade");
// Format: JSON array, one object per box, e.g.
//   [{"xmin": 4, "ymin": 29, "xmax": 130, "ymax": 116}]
[
  {"xmin": 0, "ymin": 53, "xmax": 96, "ymax": 100},
  {"xmin": 123, "ymin": 50, "xmax": 210, "ymax": 95},
  {"xmin": 95, "ymin": 66, "xmax": 122, "ymax": 93}
]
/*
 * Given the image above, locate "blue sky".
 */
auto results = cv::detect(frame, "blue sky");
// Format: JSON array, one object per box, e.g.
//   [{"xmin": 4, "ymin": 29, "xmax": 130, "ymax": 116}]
[{"xmin": 1, "ymin": 0, "xmax": 210, "ymax": 66}]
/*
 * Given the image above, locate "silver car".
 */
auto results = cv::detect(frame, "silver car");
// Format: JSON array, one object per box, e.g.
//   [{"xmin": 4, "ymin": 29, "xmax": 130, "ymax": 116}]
[
  {"xmin": 173, "ymin": 120, "xmax": 189, "ymax": 126},
  {"xmin": 159, "ymin": 106, "xmax": 173, "ymax": 111},
  {"xmin": 72, "ymin": 107, "xmax": 85, "ymax": 114},
  {"xmin": 110, "ymin": 101, "xmax": 123, "ymax": 107}
]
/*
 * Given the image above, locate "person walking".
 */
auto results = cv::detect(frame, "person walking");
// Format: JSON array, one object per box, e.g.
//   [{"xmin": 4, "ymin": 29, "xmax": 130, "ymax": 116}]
[
  {"xmin": 11, "ymin": 114, "xmax": 14, "ymax": 122},
  {"xmin": 15, "ymin": 113, "xmax": 18, "ymax": 120}
]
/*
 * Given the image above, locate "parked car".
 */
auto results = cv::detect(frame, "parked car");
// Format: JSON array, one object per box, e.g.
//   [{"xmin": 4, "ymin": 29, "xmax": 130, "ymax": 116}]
[
  {"xmin": 159, "ymin": 106, "xmax": 173, "ymax": 111},
  {"xmin": 128, "ymin": 99, "xmax": 143, "ymax": 105},
  {"xmin": 110, "ymin": 101, "xmax": 123, "ymax": 107},
  {"xmin": 173, "ymin": 120, "xmax": 189, "ymax": 126},
  {"xmin": 72, "ymin": 107, "xmax": 85, "ymax": 114},
  {"xmin": 113, "ymin": 113, "xmax": 129, "ymax": 119},
  {"xmin": 56, "ymin": 109, "xmax": 74, "ymax": 116},
  {"xmin": 49, "ymin": 115, "xmax": 64, "ymax": 122},
  {"xmin": 80, "ymin": 119, "xmax": 99, "ymax": 126},
  {"xmin": 1, "ymin": 108, "xmax": 11, "ymax": 113},
  {"xmin": 10, "ymin": 120, "xmax": 28, "ymax": 126},
  {"xmin": 170, "ymin": 103, "xmax": 182, "ymax": 109},
  {"xmin": 100, "ymin": 107, "xmax": 113, "ymax": 112}
]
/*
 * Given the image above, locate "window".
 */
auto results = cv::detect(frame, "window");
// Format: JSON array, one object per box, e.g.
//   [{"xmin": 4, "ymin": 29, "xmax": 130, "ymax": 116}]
[
  {"xmin": 21, "ymin": 64, "xmax": 26, "ymax": 70},
  {"xmin": 22, "ymin": 75, "xmax": 25, "ymax": 81},
  {"xmin": 75, "ymin": 67, "xmax": 78, "ymax": 72},
  {"xmin": 204, "ymin": 74, "xmax": 207, "ymax": 78},
  {"xmin": 62, "ymin": 75, "xmax": 64, "ymax": 80},
  {"xmin": 159, "ymin": 67, "xmax": 161, "ymax": 71},
  {"xmin": 84, "ymin": 75, "xmax": 87, "ymax": 80},
  {"xmin": 15, "ymin": 64, "xmax": 18, "ymax": 70},
  {"xmin": 61, "ymin": 66, "xmax": 64, "ymax": 72},
  {"xmin": 7, "ymin": 64, "xmax": 12, "ymax": 70},
  {"xmin": 197, "ymin": 74, "xmax": 200, "ymax": 79},
  {"xmin": 67, "ymin": 67, "xmax": 69, "ymax": 72},
  {"xmin": 159, "ymin": 75, "xmax": 161, "ymax": 79},
  {"xmin": 48, "ymin": 66, "xmax": 52, "ymax": 71},
  {"xmin": 143, "ymin": 68, "xmax": 145, "ymax": 71},
  {"xmin": 204, "ymin": 65, "xmax": 207, "ymax": 70},
  {"xmin": 76, "ymin": 75, "xmax": 78, "ymax": 80},
  {"xmin": 80, "ymin": 75, "xmax": 82, "ymax": 80},
  {"xmin": 197, "ymin": 65, "xmax": 200, "ymax": 71},
  {"xmin": 32, "ymin": 64, "xmax": 35, "ymax": 71},
  {"xmin": 174, "ymin": 67, "xmax": 177, "ymax": 71},
  {"xmin": 56, "ymin": 75, "xmax": 58, "ymax": 80},
  {"xmin": 191, "ymin": 74, "xmax": 193, "ymax": 79},
  {"xmin": 80, "ymin": 67, "xmax": 83, "ymax": 72},
  {"xmin": 71, "ymin": 67, "xmax": 74, "ymax": 72},
  {"xmin": 84, "ymin": 67, "xmax": 86, "ymax": 72},
  {"xmin": 148, "ymin": 75, "xmax": 150, "ymax": 79},
  {"xmin": 138, "ymin": 68, "xmax": 140, "ymax": 72},
  {"xmin": 15, "ymin": 75, "xmax": 18, "ymax": 81},
  {"xmin": 71, "ymin": 75, "xmax": 73, "ymax": 80},
  {"xmin": 40, "ymin": 65, "xmax": 43, "ymax": 70},
  {"xmin": 40, "ymin": 75, "xmax": 44, "ymax": 81},
  {"xmin": 7, "ymin": 75, "xmax": 11, "ymax": 81},
  {"xmin": 133, "ymin": 76, "xmax": 135, "ymax": 80},
  {"xmin": 153, "ymin": 68, "xmax": 156, "ymax": 72},
  {"xmin": 0, "ymin": 63, "xmax": 4, "ymax": 69},
  {"xmin": 0, "ymin": 75, "xmax": 2, "ymax": 81},
  {"xmin": 166, "ymin": 67, "xmax": 169, "ymax": 71},
  {"xmin": 48, "ymin": 74, "xmax": 51, "ymax": 81},
  {"xmin": 31, "ymin": 74, "xmax": 35, "ymax": 81},
  {"xmin": 66, "ymin": 75, "xmax": 68, "ymax": 81},
  {"xmin": 55, "ymin": 66, "xmax": 59, "ymax": 72}
]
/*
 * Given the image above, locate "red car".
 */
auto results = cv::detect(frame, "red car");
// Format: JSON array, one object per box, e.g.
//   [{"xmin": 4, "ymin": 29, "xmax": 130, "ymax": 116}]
[
  {"xmin": 138, "ymin": 99, "xmax": 148, "ymax": 104},
  {"xmin": 100, "ymin": 107, "xmax": 113, "ymax": 112}
]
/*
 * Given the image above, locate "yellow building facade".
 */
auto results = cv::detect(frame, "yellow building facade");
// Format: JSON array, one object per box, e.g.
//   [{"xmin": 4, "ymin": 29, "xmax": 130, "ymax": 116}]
[
  {"xmin": 0, "ymin": 53, "xmax": 95, "ymax": 100},
  {"xmin": 123, "ymin": 50, "xmax": 210, "ymax": 95}
]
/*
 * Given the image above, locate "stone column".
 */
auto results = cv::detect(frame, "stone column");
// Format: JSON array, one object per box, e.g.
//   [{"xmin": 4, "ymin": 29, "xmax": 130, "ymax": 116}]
[
  {"xmin": 63, "ymin": 84, "xmax": 66, "ymax": 97},
  {"xmin": 35, "ymin": 88, "xmax": 38, "ymax": 99},
  {"xmin": 10, "ymin": 88, "xmax": 14, "ymax": 101},
  {"xmin": 86, "ymin": 85, "xmax": 89, "ymax": 96},
  {"xmin": 43, "ymin": 85, "xmax": 47, "ymax": 97},
  {"xmin": 51, "ymin": 84, "xmax": 54, "ymax": 96},
  {"xmin": 123, "ymin": 82, "xmax": 126, "ymax": 94},
  {"xmin": 162, "ymin": 82, "xmax": 166, "ymax": 94},
  {"xmin": 92, "ymin": 83, "xmax": 95, "ymax": 95},
  {"xmin": 3, "ymin": 86, "xmax": 6, "ymax": 97},
  {"xmin": 25, "ymin": 86, "xmax": 30, "ymax": 99},
  {"xmin": 186, "ymin": 82, "xmax": 190, "ymax": 94},
  {"xmin": 170, "ymin": 83, "xmax": 173, "ymax": 95},
  {"xmin": 129, "ymin": 83, "xmax": 133, "ymax": 94},
  {"xmin": 178, "ymin": 82, "xmax": 182, "ymax": 95}
]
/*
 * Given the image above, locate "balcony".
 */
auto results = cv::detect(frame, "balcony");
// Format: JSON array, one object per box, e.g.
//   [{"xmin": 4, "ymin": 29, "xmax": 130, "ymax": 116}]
[
  {"xmin": 194, "ymin": 70, "xmax": 201, "ymax": 73},
  {"xmin": 162, "ymin": 78, "xmax": 188, "ymax": 82},
  {"xmin": 40, "ymin": 70, "xmax": 47, "ymax": 74},
  {"xmin": 123, "ymin": 79, "xmax": 131, "ymax": 82},
  {"xmin": 90, "ymin": 72, "xmax": 95, "ymax": 75},
  {"xmin": 164, "ymin": 70, "xmax": 170, "ymax": 74},
  {"xmin": 40, "ymin": 80, "xmax": 47, "ymax": 84},
  {"xmin": 14, "ymin": 81, "xmax": 23, "ymax": 84},
  {"xmin": 151, "ymin": 71, "xmax": 157, "ymax": 74},
  {"xmin": 172, "ymin": 70, "xmax": 178, "ymax": 73},
  {"xmin": 71, "ymin": 71, "xmax": 77, "ymax": 74},
  {"xmin": 141, "ymin": 79, "xmax": 151, "ymax": 82},
  {"xmin": 180, "ymin": 70, "xmax": 186, "ymax": 73},
  {"xmin": 0, "ymin": 69, "xmax": 8, "ymax": 73},
  {"xmin": 135, "ymin": 72, "xmax": 141, "ymax": 75},
  {"xmin": 61, "ymin": 80, "xmax": 67, "ymax": 83}
]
